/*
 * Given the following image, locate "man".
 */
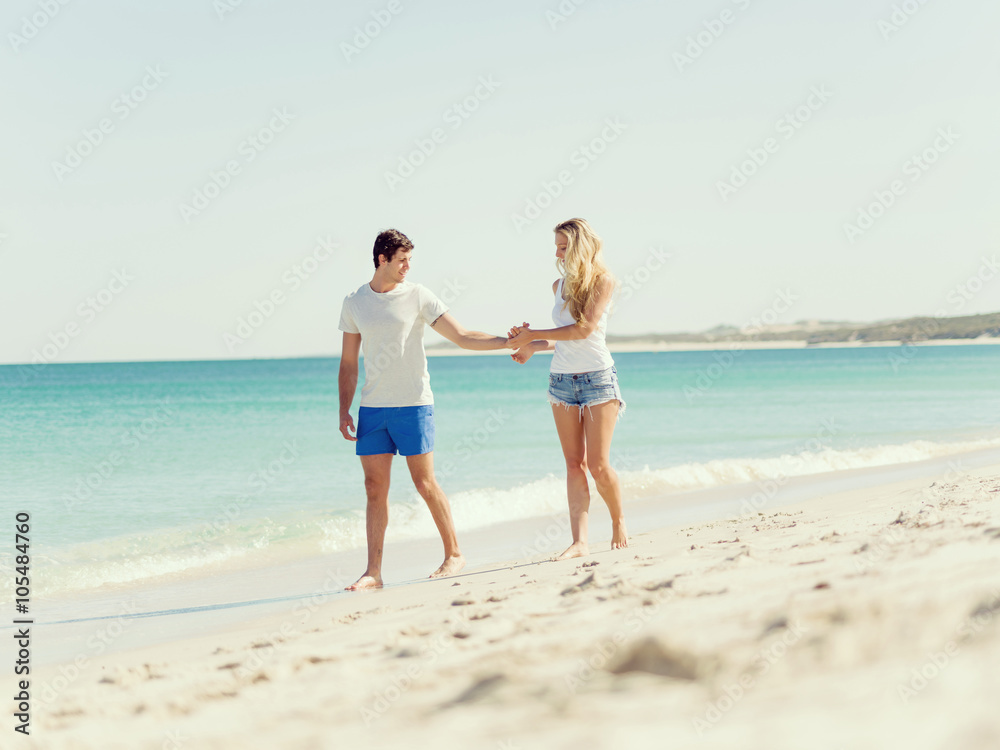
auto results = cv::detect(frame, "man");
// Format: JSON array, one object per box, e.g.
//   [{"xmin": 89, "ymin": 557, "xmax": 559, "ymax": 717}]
[{"xmin": 338, "ymin": 228, "xmax": 509, "ymax": 591}]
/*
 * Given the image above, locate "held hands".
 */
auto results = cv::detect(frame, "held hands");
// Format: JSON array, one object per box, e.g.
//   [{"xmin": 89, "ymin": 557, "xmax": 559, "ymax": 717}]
[
  {"xmin": 507, "ymin": 321, "xmax": 534, "ymax": 364},
  {"xmin": 506, "ymin": 322, "xmax": 534, "ymax": 350}
]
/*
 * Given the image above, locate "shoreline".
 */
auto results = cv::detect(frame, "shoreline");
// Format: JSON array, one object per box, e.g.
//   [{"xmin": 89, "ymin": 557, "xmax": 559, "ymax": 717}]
[
  {"xmin": 26, "ymin": 445, "xmax": 1000, "ymax": 662},
  {"xmin": 25, "ymin": 443, "xmax": 1000, "ymax": 627},
  {"xmin": 3, "ymin": 337, "xmax": 998, "ymax": 368},
  {"xmin": 26, "ymin": 448, "xmax": 1000, "ymax": 749}
]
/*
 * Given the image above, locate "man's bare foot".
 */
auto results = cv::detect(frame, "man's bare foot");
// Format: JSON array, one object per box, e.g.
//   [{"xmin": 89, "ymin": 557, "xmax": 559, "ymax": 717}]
[
  {"xmin": 346, "ymin": 573, "xmax": 382, "ymax": 591},
  {"xmin": 612, "ymin": 519, "xmax": 629, "ymax": 550},
  {"xmin": 553, "ymin": 541, "xmax": 588, "ymax": 561},
  {"xmin": 429, "ymin": 554, "xmax": 465, "ymax": 579}
]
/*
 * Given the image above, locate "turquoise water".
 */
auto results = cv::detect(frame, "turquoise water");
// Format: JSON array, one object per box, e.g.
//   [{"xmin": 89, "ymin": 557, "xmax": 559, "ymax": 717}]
[{"xmin": 1, "ymin": 345, "xmax": 999, "ymax": 597}]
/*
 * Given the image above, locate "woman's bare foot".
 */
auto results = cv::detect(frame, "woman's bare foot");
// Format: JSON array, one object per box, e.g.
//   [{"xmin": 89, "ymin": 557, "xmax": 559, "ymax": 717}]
[
  {"xmin": 429, "ymin": 553, "xmax": 466, "ymax": 579},
  {"xmin": 553, "ymin": 541, "xmax": 589, "ymax": 561},
  {"xmin": 612, "ymin": 519, "xmax": 629, "ymax": 550},
  {"xmin": 346, "ymin": 573, "xmax": 382, "ymax": 591}
]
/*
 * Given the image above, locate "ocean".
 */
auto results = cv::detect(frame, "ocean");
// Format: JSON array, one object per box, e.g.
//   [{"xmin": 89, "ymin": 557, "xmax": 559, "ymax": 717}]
[{"xmin": 2, "ymin": 344, "xmax": 999, "ymax": 601}]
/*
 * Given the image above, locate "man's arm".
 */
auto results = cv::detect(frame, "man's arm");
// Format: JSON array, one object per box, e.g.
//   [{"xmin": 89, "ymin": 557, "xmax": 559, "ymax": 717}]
[
  {"xmin": 430, "ymin": 312, "xmax": 509, "ymax": 350},
  {"xmin": 339, "ymin": 332, "xmax": 361, "ymax": 441}
]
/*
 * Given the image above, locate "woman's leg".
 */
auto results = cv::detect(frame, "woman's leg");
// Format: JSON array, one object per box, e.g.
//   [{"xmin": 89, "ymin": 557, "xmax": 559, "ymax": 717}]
[
  {"xmin": 551, "ymin": 403, "xmax": 590, "ymax": 560},
  {"xmin": 584, "ymin": 400, "xmax": 628, "ymax": 549}
]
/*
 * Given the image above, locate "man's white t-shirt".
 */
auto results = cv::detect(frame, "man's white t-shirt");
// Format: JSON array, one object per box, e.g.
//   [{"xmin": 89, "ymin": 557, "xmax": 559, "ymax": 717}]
[{"xmin": 338, "ymin": 281, "xmax": 448, "ymax": 407}]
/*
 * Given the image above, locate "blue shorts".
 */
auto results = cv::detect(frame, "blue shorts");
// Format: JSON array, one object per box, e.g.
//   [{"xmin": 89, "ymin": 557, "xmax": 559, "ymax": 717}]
[
  {"xmin": 356, "ymin": 405, "xmax": 435, "ymax": 456},
  {"xmin": 548, "ymin": 366, "xmax": 626, "ymax": 421}
]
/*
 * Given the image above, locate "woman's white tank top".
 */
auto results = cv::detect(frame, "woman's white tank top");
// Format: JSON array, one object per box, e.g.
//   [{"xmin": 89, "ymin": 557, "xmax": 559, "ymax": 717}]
[{"xmin": 549, "ymin": 277, "xmax": 615, "ymax": 374}]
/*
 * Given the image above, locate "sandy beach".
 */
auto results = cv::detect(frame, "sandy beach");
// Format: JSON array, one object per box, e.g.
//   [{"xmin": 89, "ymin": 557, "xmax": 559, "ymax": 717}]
[{"xmin": 20, "ymin": 451, "xmax": 1000, "ymax": 750}]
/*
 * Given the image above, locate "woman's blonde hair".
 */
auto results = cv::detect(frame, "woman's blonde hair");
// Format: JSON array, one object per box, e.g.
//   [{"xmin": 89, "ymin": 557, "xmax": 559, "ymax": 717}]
[{"xmin": 554, "ymin": 218, "xmax": 615, "ymax": 325}]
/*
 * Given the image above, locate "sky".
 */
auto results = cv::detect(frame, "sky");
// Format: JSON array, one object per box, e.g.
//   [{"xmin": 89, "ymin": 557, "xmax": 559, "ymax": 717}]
[{"xmin": 2, "ymin": 0, "xmax": 999, "ymax": 364}]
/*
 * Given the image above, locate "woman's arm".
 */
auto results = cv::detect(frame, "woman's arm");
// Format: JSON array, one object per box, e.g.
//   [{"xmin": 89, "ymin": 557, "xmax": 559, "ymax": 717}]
[
  {"xmin": 508, "ymin": 276, "xmax": 614, "ymax": 349},
  {"xmin": 510, "ymin": 339, "xmax": 553, "ymax": 364}
]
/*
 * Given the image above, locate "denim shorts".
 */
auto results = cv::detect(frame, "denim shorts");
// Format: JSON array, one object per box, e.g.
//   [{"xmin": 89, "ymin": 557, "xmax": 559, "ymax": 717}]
[
  {"xmin": 356, "ymin": 405, "xmax": 435, "ymax": 456},
  {"xmin": 548, "ymin": 366, "xmax": 626, "ymax": 420}
]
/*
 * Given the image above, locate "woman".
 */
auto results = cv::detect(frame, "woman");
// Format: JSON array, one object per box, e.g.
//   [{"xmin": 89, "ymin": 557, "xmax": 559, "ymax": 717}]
[{"xmin": 507, "ymin": 218, "xmax": 628, "ymax": 560}]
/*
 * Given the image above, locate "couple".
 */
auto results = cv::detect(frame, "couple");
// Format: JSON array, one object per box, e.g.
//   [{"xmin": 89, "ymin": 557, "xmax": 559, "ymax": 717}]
[{"xmin": 338, "ymin": 218, "xmax": 628, "ymax": 591}]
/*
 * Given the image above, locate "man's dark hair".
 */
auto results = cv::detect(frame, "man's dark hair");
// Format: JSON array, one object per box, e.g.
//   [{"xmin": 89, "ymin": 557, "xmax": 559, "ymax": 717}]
[{"xmin": 372, "ymin": 229, "xmax": 413, "ymax": 269}]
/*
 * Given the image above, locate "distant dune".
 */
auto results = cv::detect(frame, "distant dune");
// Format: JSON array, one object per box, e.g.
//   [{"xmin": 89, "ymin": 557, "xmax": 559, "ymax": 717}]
[{"xmin": 605, "ymin": 312, "xmax": 1000, "ymax": 347}]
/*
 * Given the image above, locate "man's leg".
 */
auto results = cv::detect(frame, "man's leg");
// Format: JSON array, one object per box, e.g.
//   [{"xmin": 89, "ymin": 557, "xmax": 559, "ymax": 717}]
[
  {"xmin": 405, "ymin": 452, "xmax": 466, "ymax": 579},
  {"xmin": 346, "ymin": 453, "xmax": 394, "ymax": 590}
]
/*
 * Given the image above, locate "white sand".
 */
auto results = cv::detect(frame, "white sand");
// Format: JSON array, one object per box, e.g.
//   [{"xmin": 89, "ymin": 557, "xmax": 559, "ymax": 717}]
[{"xmin": 22, "ymin": 460, "xmax": 1000, "ymax": 750}]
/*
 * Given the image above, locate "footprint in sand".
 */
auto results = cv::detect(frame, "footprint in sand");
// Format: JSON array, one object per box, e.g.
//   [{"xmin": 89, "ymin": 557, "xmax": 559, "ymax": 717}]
[
  {"xmin": 561, "ymin": 572, "xmax": 601, "ymax": 595},
  {"xmin": 294, "ymin": 655, "xmax": 334, "ymax": 667},
  {"xmin": 608, "ymin": 637, "xmax": 705, "ymax": 681},
  {"xmin": 643, "ymin": 579, "xmax": 674, "ymax": 592}
]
